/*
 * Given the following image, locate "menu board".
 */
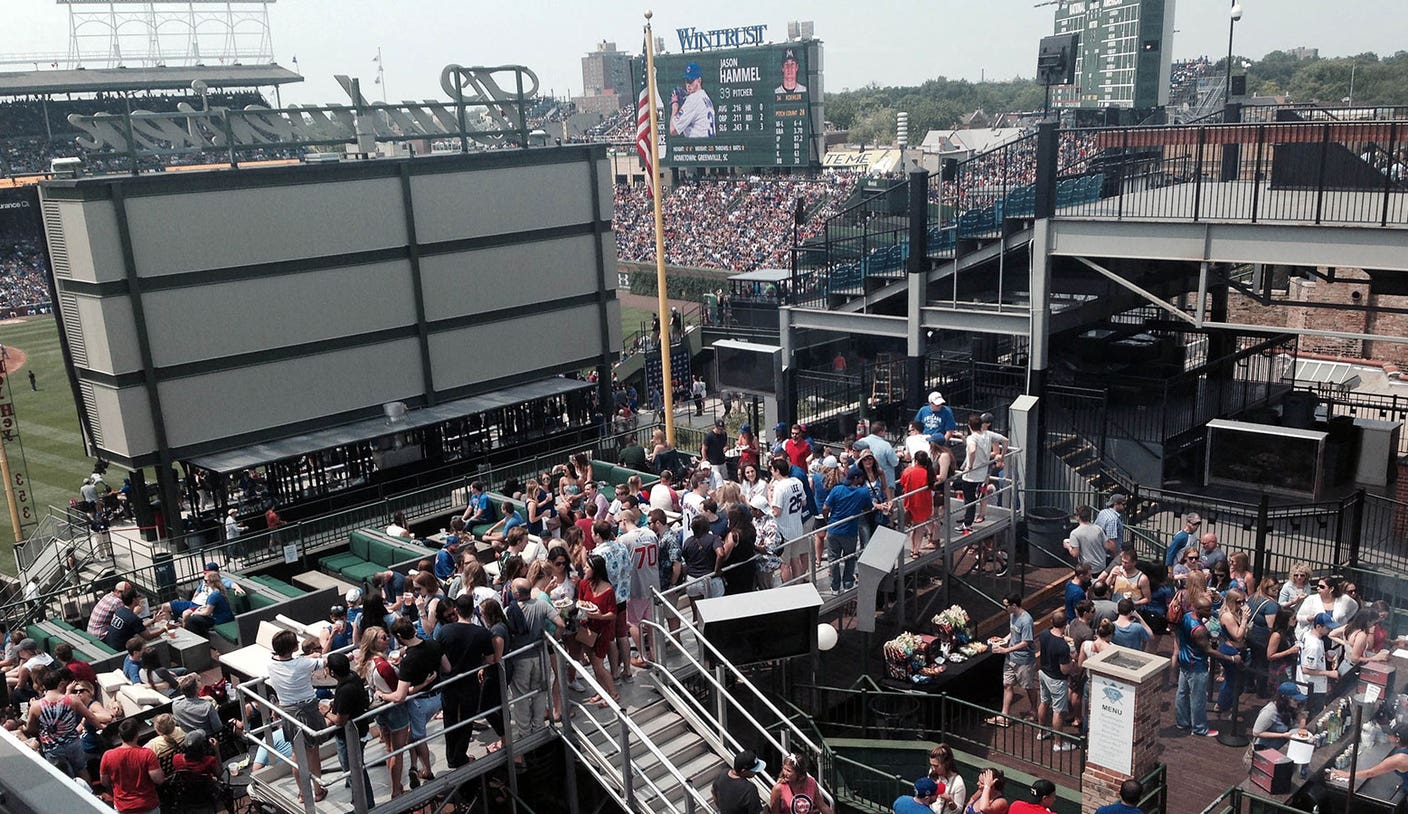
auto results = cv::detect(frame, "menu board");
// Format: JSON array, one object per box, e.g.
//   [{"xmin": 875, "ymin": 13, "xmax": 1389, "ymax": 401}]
[{"xmin": 654, "ymin": 44, "xmax": 812, "ymax": 167}]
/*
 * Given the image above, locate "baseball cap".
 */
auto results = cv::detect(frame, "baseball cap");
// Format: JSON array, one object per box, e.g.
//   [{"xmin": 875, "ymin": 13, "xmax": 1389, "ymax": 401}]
[
  {"xmin": 228, "ymin": 508, "xmax": 238, "ymax": 516},
  {"xmin": 714, "ymin": 418, "xmax": 725, "ymax": 428},
  {"xmin": 203, "ymin": 562, "xmax": 220, "ymax": 572},
  {"xmin": 915, "ymin": 777, "xmax": 939, "ymax": 797},
  {"xmin": 739, "ymin": 423, "xmax": 751, "ymax": 434},
  {"xmin": 980, "ymin": 412, "xmax": 994, "ymax": 424},
  {"xmin": 851, "ymin": 439, "xmax": 870, "ymax": 452},
  {"xmin": 749, "ymin": 494, "xmax": 770, "ymax": 513},
  {"xmin": 774, "ymin": 422, "xmax": 788, "ymax": 434},
  {"xmin": 782, "ymin": 48, "xmax": 799, "ymax": 65},
  {"xmin": 1030, "ymin": 779, "xmax": 1057, "ymax": 800},
  {"xmin": 683, "ymin": 62, "xmax": 703, "ymax": 81},
  {"xmin": 17, "ymin": 637, "xmax": 37, "ymax": 652},
  {"xmin": 1278, "ymin": 681, "xmax": 1308, "ymax": 702},
  {"xmin": 821, "ymin": 455, "xmax": 839, "ymax": 470},
  {"xmin": 1313, "ymin": 611, "xmax": 1340, "ymax": 630},
  {"xmin": 847, "ymin": 465, "xmax": 864, "ymax": 481},
  {"xmin": 733, "ymin": 749, "xmax": 766, "ymax": 774},
  {"xmin": 344, "ymin": 588, "xmax": 363, "ymax": 605},
  {"xmin": 929, "ymin": 391, "xmax": 945, "ymax": 405}
]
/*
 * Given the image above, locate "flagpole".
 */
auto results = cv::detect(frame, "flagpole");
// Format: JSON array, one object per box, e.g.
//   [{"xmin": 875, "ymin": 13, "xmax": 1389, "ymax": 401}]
[{"xmin": 644, "ymin": 11, "xmax": 675, "ymax": 448}]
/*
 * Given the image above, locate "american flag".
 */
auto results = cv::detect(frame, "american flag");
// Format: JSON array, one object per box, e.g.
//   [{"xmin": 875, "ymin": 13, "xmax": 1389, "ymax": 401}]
[{"xmin": 635, "ymin": 83, "xmax": 654, "ymax": 197}]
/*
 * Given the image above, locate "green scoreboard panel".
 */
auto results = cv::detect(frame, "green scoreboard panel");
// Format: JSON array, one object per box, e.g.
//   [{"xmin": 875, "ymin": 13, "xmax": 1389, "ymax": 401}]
[{"xmin": 654, "ymin": 44, "xmax": 811, "ymax": 168}]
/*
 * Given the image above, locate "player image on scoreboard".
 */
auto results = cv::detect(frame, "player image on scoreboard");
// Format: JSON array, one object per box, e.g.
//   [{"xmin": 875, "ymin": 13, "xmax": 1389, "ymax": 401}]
[
  {"xmin": 775, "ymin": 48, "xmax": 806, "ymax": 94},
  {"xmin": 655, "ymin": 43, "xmax": 811, "ymax": 168},
  {"xmin": 669, "ymin": 62, "xmax": 716, "ymax": 138}
]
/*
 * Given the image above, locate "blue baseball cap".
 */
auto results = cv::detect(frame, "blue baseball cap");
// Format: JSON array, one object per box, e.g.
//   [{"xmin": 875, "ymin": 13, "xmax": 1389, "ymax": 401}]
[
  {"xmin": 683, "ymin": 62, "xmax": 702, "ymax": 81},
  {"xmin": 915, "ymin": 777, "xmax": 939, "ymax": 797}
]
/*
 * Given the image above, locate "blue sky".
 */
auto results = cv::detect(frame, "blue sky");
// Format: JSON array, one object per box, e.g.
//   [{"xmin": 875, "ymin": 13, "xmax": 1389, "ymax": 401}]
[{"xmin": 5, "ymin": 1, "xmax": 1401, "ymax": 105}]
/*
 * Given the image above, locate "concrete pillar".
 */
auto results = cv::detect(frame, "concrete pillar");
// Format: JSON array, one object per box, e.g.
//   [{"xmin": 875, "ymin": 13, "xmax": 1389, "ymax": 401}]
[{"xmin": 1080, "ymin": 646, "xmax": 1168, "ymax": 813}]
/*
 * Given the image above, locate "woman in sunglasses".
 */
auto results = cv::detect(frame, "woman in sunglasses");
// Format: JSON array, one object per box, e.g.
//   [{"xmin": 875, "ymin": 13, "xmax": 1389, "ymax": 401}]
[{"xmin": 1294, "ymin": 576, "xmax": 1357, "ymax": 643}]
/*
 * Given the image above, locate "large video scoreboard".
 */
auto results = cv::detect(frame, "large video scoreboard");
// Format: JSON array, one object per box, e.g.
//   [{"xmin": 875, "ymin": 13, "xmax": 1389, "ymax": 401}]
[{"xmin": 654, "ymin": 43, "xmax": 814, "ymax": 168}]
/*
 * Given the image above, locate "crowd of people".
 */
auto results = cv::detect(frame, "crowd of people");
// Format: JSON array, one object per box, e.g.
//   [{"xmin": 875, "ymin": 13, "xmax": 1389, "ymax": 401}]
[
  {"xmin": 0, "ymin": 236, "xmax": 52, "ymax": 313},
  {"xmin": 613, "ymin": 173, "xmax": 861, "ymax": 271},
  {"xmin": 987, "ymin": 492, "xmax": 1404, "ymax": 751}
]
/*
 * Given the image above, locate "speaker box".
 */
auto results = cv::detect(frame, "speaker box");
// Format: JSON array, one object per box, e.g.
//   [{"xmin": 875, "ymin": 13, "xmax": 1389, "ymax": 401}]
[{"xmin": 1037, "ymin": 33, "xmax": 1079, "ymax": 86}]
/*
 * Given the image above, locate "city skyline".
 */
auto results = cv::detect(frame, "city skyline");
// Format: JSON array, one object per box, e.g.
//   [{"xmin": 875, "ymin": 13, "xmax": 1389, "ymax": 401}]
[{"xmin": 3, "ymin": 0, "xmax": 1402, "ymax": 106}]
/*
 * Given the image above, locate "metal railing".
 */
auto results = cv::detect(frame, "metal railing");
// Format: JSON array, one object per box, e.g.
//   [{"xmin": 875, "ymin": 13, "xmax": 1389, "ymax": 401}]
[
  {"xmin": 1197, "ymin": 785, "xmax": 1310, "ymax": 814},
  {"xmin": 645, "ymin": 588, "xmax": 829, "ymax": 778},
  {"xmin": 795, "ymin": 683, "xmax": 1086, "ymax": 783},
  {"xmin": 1058, "ymin": 119, "xmax": 1408, "ymax": 228}
]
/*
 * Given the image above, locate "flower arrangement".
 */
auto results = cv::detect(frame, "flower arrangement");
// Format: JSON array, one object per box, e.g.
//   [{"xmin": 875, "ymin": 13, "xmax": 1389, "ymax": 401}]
[{"xmin": 932, "ymin": 605, "xmax": 971, "ymax": 636}]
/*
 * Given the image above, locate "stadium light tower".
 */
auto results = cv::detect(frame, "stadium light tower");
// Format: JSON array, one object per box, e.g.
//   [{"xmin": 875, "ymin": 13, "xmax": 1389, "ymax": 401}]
[{"xmin": 1224, "ymin": 1, "xmax": 1243, "ymax": 107}]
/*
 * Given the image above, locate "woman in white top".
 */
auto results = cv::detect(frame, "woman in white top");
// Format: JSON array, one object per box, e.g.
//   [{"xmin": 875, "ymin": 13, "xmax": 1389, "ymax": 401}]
[
  {"xmin": 738, "ymin": 463, "xmax": 769, "ymax": 504},
  {"xmin": 1294, "ymin": 576, "xmax": 1357, "ymax": 643},
  {"xmin": 926, "ymin": 743, "xmax": 967, "ymax": 814}
]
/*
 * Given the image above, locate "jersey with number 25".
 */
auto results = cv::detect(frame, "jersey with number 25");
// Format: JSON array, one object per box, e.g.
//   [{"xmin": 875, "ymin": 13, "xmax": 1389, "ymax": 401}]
[{"xmin": 771, "ymin": 476, "xmax": 807, "ymax": 544}]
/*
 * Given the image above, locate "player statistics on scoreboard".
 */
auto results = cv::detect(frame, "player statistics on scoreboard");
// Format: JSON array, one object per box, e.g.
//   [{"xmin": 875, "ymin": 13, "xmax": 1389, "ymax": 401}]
[{"xmin": 657, "ymin": 44, "xmax": 811, "ymax": 168}]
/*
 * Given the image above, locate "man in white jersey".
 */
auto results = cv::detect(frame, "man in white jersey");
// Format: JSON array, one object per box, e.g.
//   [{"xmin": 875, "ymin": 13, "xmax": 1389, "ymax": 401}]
[
  {"xmin": 670, "ymin": 62, "xmax": 716, "ymax": 138},
  {"xmin": 619, "ymin": 510, "xmax": 661, "ymax": 667},
  {"xmin": 769, "ymin": 458, "xmax": 809, "ymax": 581}
]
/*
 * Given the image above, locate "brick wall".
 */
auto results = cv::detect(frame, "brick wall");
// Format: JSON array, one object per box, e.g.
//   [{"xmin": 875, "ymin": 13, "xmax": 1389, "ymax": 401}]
[
  {"xmin": 1223, "ymin": 267, "xmax": 1408, "ymax": 367},
  {"xmin": 1081, "ymin": 670, "xmax": 1164, "ymax": 813}
]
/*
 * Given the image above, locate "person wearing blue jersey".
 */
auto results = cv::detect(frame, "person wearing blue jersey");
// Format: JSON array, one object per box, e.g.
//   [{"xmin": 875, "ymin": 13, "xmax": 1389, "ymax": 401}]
[{"xmin": 914, "ymin": 391, "xmax": 957, "ymax": 445}]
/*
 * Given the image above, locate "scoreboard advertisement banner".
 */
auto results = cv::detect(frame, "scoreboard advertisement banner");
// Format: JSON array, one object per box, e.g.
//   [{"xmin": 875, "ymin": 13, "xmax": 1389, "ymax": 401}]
[{"xmin": 654, "ymin": 44, "xmax": 811, "ymax": 168}]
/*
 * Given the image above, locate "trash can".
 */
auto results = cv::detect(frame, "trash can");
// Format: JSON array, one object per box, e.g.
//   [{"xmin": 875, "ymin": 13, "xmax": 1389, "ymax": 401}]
[
  {"xmin": 1024, "ymin": 506, "xmax": 1071, "ymax": 563},
  {"xmin": 152, "ymin": 552, "xmax": 177, "ymax": 603}
]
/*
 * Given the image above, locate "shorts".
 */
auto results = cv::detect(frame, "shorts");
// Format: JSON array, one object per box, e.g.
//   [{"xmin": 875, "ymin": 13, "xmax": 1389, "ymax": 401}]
[
  {"xmin": 1003, "ymin": 661, "xmax": 1036, "ymax": 690},
  {"xmin": 613, "ymin": 604, "xmax": 629, "ymax": 639},
  {"xmin": 280, "ymin": 699, "xmax": 326, "ymax": 745},
  {"xmin": 43, "ymin": 739, "xmax": 86, "ymax": 778},
  {"xmin": 407, "ymin": 693, "xmax": 442, "ymax": 741},
  {"xmin": 375, "ymin": 697, "xmax": 412, "ymax": 733},
  {"xmin": 1038, "ymin": 672, "xmax": 1070, "ymax": 713},
  {"xmin": 626, "ymin": 597, "xmax": 650, "ymax": 629}
]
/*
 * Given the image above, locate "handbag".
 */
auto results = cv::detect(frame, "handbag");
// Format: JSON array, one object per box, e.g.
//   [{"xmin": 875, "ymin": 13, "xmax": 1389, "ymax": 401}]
[{"xmin": 574, "ymin": 624, "xmax": 599, "ymax": 648}]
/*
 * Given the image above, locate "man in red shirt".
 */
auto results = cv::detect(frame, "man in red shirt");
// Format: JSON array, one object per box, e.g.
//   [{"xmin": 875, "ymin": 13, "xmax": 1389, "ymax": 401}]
[
  {"xmin": 784, "ymin": 424, "xmax": 812, "ymax": 471},
  {"xmin": 1008, "ymin": 778, "xmax": 1059, "ymax": 814},
  {"xmin": 101, "ymin": 717, "xmax": 165, "ymax": 814}
]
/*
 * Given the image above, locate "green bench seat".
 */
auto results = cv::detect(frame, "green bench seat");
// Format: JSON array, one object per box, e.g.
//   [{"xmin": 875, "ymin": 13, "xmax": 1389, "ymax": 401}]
[
  {"xmin": 248, "ymin": 575, "xmax": 303, "ymax": 598},
  {"xmin": 51, "ymin": 618, "xmax": 119, "ymax": 655}
]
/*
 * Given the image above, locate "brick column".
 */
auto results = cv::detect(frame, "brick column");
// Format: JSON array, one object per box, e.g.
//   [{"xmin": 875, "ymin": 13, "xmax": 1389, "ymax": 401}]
[{"xmin": 1081, "ymin": 646, "xmax": 1168, "ymax": 813}]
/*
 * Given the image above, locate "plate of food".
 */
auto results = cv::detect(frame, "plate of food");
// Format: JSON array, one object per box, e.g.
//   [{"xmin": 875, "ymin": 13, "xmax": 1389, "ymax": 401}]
[
  {"xmin": 577, "ymin": 600, "xmax": 599, "ymax": 614},
  {"xmin": 552, "ymin": 598, "xmax": 575, "ymax": 610},
  {"xmin": 948, "ymin": 653, "xmax": 968, "ymax": 663}
]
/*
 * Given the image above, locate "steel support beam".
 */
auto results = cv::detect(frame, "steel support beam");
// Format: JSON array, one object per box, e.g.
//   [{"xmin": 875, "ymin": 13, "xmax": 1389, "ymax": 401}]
[
  {"xmin": 1201, "ymin": 320, "xmax": 1408, "ymax": 346},
  {"xmin": 919, "ymin": 306, "xmax": 1031, "ymax": 335},
  {"xmin": 784, "ymin": 306, "xmax": 908, "ymax": 339},
  {"xmin": 1073, "ymin": 256, "xmax": 1198, "ymax": 325},
  {"xmin": 1050, "ymin": 219, "xmax": 1408, "ymax": 272}
]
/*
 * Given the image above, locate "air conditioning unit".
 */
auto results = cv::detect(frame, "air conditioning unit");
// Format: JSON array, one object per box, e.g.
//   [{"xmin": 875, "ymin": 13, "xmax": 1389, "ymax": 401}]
[
  {"xmin": 383, "ymin": 401, "xmax": 408, "ymax": 423},
  {"xmin": 50, "ymin": 157, "xmax": 82, "ymax": 178}
]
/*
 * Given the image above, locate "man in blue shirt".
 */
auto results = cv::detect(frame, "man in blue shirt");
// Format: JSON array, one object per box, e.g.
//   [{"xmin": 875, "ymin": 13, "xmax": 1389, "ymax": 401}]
[
  {"xmin": 433, "ymin": 540, "xmax": 460, "ymax": 581},
  {"xmin": 1095, "ymin": 779, "xmax": 1145, "ymax": 814},
  {"xmin": 914, "ymin": 391, "xmax": 957, "ymax": 445},
  {"xmin": 460, "ymin": 481, "xmax": 494, "ymax": 526},
  {"xmin": 988, "ymin": 593, "xmax": 1037, "ymax": 726},
  {"xmin": 893, "ymin": 777, "xmax": 941, "ymax": 814},
  {"xmin": 1094, "ymin": 493, "xmax": 1127, "ymax": 553},
  {"xmin": 1065, "ymin": 563, "xmax": 1091, "ymax": 621},
  {"xmin": 1164, "ymin": 512, "xmax": 1201, "ymax": 567},
  {"xmin": 821, "ymin": 467, "xmax": 876, "ymax": 594}
]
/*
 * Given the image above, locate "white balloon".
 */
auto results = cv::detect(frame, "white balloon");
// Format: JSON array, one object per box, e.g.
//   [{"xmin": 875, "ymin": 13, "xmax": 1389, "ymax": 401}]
[{"xmin": 817, "ymin": 623, "xmax": 839, "ymax": 651}]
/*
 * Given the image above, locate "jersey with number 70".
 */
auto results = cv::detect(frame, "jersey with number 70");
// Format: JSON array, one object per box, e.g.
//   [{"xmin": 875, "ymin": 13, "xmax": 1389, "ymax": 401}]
[{"xmin": 625, "ymin": 528, "xmax": 661, "ymax": 600}]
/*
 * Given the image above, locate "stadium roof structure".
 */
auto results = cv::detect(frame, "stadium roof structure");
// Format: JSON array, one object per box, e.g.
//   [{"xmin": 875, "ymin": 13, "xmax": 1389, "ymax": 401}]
[{"xmin": 0, "ymin": 64, "xmax": 302, "ymax": 98}]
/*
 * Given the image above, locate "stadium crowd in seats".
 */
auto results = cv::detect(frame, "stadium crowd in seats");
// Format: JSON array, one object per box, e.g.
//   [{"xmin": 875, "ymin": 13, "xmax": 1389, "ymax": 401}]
[
  {"xmin": 0, "ymin": 237, "xmax": 53, "ymax": 313},
  {"xmin": 613, "ymin": 173, "xmax": 861, "ymax": 271}
]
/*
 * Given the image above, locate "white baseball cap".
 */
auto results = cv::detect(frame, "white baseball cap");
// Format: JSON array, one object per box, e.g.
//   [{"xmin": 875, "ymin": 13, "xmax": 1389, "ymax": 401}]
[
  {"xmin": 749, "ymin": 494, "xmax": 770, "ymax": 513},
  {"xmin": 928, "ymin": 391, "xmax": 945, "ymax": 405}
]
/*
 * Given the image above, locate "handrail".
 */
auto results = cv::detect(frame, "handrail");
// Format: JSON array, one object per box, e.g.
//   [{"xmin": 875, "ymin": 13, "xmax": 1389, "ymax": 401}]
[
  {"xmin": 647, "ymin": 588, "xmax": 824, "ymax": 760},
  {"xmin": 543, "ymin": 634, "xmax": 715, "ymax": 814}
]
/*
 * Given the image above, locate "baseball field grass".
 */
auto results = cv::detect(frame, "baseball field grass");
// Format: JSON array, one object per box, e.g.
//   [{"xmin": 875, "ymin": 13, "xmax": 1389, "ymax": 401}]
[{"xmin": 0, "ymin": 316, "xmax": 93, "ymax": 577}]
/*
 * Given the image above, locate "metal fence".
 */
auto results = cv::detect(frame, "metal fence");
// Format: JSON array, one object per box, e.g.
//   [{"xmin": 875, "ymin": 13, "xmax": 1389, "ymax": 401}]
[
  {"xmin": 1058, "ymin": 120, "xmax": 1408, "ymax": 228},
  {"xmin": 795, "ymin": 683, "xmax": 1086, "ymax": 783}
]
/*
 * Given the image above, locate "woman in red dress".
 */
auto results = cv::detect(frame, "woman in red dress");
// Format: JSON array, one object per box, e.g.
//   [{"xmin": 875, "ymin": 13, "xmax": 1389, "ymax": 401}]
[
  {"xmin": 577, "ymin": 554, "xmax": 619, "ymax": 706},
  {"xmin": 900, "ymin": 450, "xmax": 935, "ymax": 558}
]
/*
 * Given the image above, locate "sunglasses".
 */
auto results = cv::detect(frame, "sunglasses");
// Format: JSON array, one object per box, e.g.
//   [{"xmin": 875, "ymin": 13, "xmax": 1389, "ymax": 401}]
[
  {"xmin": 1316, "ymin": 584, "xmax": 1330, "ymax": 590},
  {"xmin": 553, "ymin": 559, "xmax": 569, "ymax": 566}
]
